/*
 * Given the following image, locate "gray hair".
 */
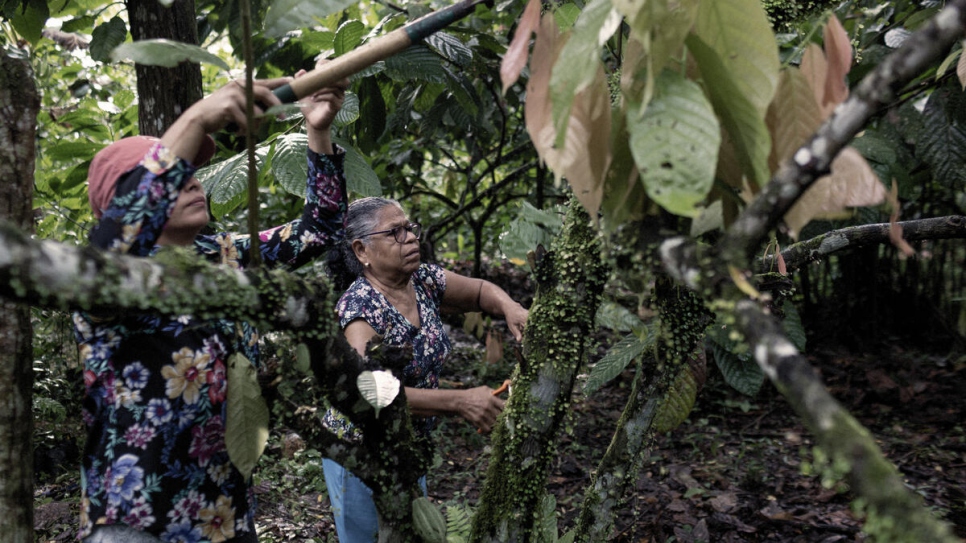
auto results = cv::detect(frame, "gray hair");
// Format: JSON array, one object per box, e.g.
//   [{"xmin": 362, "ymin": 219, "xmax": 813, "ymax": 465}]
[{"xmin": 328, "ymin": 197, "xmax": 404, "ymax": 290}]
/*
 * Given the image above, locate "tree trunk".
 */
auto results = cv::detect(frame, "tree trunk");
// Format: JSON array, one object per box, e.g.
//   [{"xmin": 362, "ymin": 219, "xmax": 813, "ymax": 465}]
[
  {"xmin": 0, "ymin": 53, "xmax": 39, "ymax": 543},
  {"xmin": 125, "ymin": 0, "xmax": 204, "ymax": 136},
  {"xmin": 574, "ymin": 276, "xmax": 710, "ymax": 542},
  {"xmin": 471, "ymin": 196, "xmax": 606, "ymax": 542}
]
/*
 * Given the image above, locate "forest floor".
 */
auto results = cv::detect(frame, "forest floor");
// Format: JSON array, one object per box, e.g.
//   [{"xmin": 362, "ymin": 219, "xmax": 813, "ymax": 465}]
[{"xmin": 31, "ymin": 266, "xmax": 966, "ymax": 542}]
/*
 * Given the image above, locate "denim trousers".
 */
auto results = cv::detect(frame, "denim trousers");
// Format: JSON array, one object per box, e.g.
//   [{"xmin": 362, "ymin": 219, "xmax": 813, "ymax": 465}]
[{"xmin": 322, "ymin": 458, "xmax": 427, "ymax": 543}]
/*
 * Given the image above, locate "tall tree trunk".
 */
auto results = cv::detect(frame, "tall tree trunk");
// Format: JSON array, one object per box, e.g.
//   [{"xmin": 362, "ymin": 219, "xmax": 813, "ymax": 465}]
[
  {"xmin": 0, "ymin": 53, "xmax": 39, "ymax": 543},
  {"xmin": 471, "ymin": 196, "xmax": 606, "ymax": 542},
  {"xmin": 126, "ymin": 0, "xmax": 204, "ymax": 136}
]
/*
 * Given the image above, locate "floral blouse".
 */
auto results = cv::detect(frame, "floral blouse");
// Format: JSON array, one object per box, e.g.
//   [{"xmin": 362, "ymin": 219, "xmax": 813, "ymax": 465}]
[
  {"xmin": 73, "ymin": 142, "xmax": 347, "ymax": 542},
  {"xmin": 323, "ymin": 263, "xmax": 450, "ymax": 440}
]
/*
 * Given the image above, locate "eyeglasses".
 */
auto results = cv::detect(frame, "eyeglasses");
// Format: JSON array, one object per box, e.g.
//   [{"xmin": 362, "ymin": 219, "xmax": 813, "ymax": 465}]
[{"xmin": 358, "ymin": 222, "xmax": 421, "ymax": 243}]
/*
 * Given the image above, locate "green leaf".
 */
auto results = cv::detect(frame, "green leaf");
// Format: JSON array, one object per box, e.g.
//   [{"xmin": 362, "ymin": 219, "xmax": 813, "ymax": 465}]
[
  {"xmin": 918, "ymin": 83, "xmax": 966, "ymax": 190},
  {"xmin": 553, "ymin": 3, "xmax": 582, "ymax": 30},
  {"xmin": 693, "ymin": 0, "xmax": 778, "ymax": 117},
  {"xmin": 198, "ymin": 149, "xmax": 269, "ymax": 217},
  {"xmin": 782, "ymin": 300, "xmax": 807, "ymax": 353},
  {"xmin": 498, "ymin": 202, "xmax": 563, "ymax": 264},
  {"xmin": 335, "ymin": 92, "xmax": 360, "ymax": 127},
  {"xmin": 651, "ymin": 363, "xmax": 699, "ymax": 433},
  {"xmin": 686, "ymin": 34, "xmax": 772, "ymax": 187},
  {"xmin": 385, "ymin": 45, "xmax": 448, "ymax": 84},
  {"xmin": 707, "ymin": 322, "xmax": 764, "ymax": 397},
  {"xmin": 537, "ymin": 494, "xmax": 558, "ymax": 543},
  {"xmin": 550, "ymin": 0, "xmax": 620, "ymax": 147},
  {"xmin": 271, "ymin": 134, "xmax": 309, "ymax": 197},
  {"xmin": 263, "ymin": 0, "xmax": 356, "ymax": 38},
  {"xmin": 584, "ymin": 331, "xmax": 653, "ymax": 395},
  {"xmin": 334, "ymin": 20, "xmax": 365, "ymax": 56},
  {"xmin": 425, "ymin": 32, "xmax": 472, "ymax": 68},
  {"xmin": 225, "ymin": 353, "xmax": 269, "ymax": 481},
  {"xmin": 89, "ymin": 16, "xmax": 127, "ymax": 63},
  {"xmin": 8, "ymin": 0, "xmax": 48, "ymax": 44},
  {"xmin": 595, "ymin": 301, "xmax": 644, "ymax": 334},
  {"xmin": 627, "ymin": 70, "xmax": 720, "ymax": 217},
  {"xmin": 110, "ymin": 39, "xmax": 232, "ymax": 72},
  {"xmin": 45, "ymin": 140, "xmax": 102, "ymax": 162},
  {"xmin": 333, "ymin": 136, "xmax": 382, "ymax": 196}
]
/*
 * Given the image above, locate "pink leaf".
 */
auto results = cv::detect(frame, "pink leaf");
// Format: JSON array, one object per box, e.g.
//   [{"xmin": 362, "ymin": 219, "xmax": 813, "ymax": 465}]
[{"xmin": 500, "ymin": 0, "xmax": 541, "ymax": 94}]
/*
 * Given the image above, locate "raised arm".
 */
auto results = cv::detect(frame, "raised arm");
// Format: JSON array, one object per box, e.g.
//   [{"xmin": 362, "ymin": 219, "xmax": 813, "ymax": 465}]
[
  {"xmin": 441, "ymin": 270, "xmax": 529, "ymax": 341},
  {"xmin": 225, "ymin": 63, "xmax": 351, "ymax": 270},
  {"xmin": 89, "ymin": 78, "xmax": 289, "ymax": 255}
]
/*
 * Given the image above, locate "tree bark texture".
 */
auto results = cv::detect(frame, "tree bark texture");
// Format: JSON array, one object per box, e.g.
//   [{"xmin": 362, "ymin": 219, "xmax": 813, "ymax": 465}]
[
  {"xmin": 573, "ymin": 276, "xmax": 710, "ymax": 543},
  {"xmin": 0, "ymin": 53, "xmax": 39, "ymax": 543},
  {"xmin": 471, "ymin": 197, "xmax": 606, "ymax": 542},
  {"xmin": 126, "ymin": 0, "xmax": 204, "ymax": 136},
  {"xmin": 734, "ymin": 300, "xmax": 959, "ymax": 542},
  {"xmin": 766, "ymin": 216, "xmax": 966, "ymax": 274}
]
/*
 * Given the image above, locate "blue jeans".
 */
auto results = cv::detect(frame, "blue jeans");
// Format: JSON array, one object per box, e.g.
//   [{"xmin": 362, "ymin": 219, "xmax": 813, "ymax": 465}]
[{"xmin": 322, "ymin": 458, "xmax": 427, "ymax": 543}]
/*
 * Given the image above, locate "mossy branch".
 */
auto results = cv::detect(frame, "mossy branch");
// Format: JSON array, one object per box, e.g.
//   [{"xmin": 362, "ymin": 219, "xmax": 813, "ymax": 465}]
[
  {"xmin": 734, "ymin": 300, "xmax": 960, "ymax": 542},
  {"xmin": 761, "ymin": 216, "xmax": 966, "ymax": 274}
]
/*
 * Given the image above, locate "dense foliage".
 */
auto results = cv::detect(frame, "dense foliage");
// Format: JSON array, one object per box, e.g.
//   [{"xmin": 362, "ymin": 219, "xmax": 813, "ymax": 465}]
[{"xmin": 5, "ymin": 0, "xmax": 966, "ymax": 540}]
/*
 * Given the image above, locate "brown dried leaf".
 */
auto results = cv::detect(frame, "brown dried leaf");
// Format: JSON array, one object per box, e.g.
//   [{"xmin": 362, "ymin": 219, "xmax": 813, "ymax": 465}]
[
  {"xmin": 767, "ymin": 67, "xmax": 823, "ymax": 171},
  {"xmin": 560, "ymin": 67, "xmax": 612, "ymax": 217},
  {"xmin": 485, "ymin": 328, "xmax": 504, "ymax": 365},
  {"xmin": 823, "ymin": 14, "xmax": 852, "ymax": 108},
  {"xmin": 783, "ymin": 147, "xmax": 885, "ymax": 238},
  {"xmin": 524, "ymin": 14, "xmax": 611, "ymax": 218},
  {"xmin": 799, "ymin": 43, "xmax": 829, "ymax": 118},
  {"xmin": 887, "ymin": 180, "xmax": 916, "ymax": 258},
  {"xmin": 958, "ymin": 45, "xmax": 966, "ymax": 90},
  {"xmin": 501, "ymin": 0, "xmax": 541, "ymax": 94}
]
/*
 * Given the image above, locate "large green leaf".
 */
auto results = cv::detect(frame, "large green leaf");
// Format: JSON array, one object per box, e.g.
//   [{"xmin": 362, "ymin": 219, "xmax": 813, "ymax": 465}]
[
  {"xmin": 89, "ymin": 16, "xmax": 127, "ymax": 63},
  {"xmin": 918, "ymin": 84, "xmax": 966, "ymax": 190},
  {"xmin": 334, "ymin": 136, "xmax": 382, "ymax": 196},
  {"xmin": 425, "ymin": 32, "xmax": 472, "ymax": 68},
  {"xmin": 225, "ymin": 353, "xmax": 269, "ymax": 481},
  {"xmin": 651, "ymin": 363, "xmax": 700, "ymax": 433},
  {"xmin": 110, "ymin": 39, "xmax": 231, "ymax": 72},
  {"xmin": 583, "ymin": 330, "xmax": 653, "ymax": 395},
  {"xmin": 595, "ymin": 301, "xmax": 645, "ymax": 334},
  {"xmin": 550, "ymin": 0, "xmax": 621, "ymax": 147},
  {"xmin": 334, "ymin": 20, "xmax": 365, "ymax": 56},
  {"xmin": 707, "ymin": 321, "xmax": 764, "ymax": 397},
  {"xmin": 198, "ymin": 149, "xmax": 269, "ymax": 218},
  {"xmin": 384, "ymin": 45, "xmax": 449, "ymax": 84},
  {"xmin": 627, "ymin": 70, "xmax": 720, "ymax": 217},
  {"xmin": 693, "ymin": 0, "xmax": 778, "ymax": 117},
  {"xmin": 687, "ymin": 34, "xmax": 772, "ymax": 187},
  {"xmin": 271, "ymin": 134, "xmax": 309, "ymax": 197},
  {"xmin": 498, "ymin": 202, "xmax": 563, "ymax": 264},
  {"xmin": 263, "ymin": 0, "xmax": 356, "ymax": 38},
  {"xmin": 7, "ymin": 0, "xmax": 47, "ymax": 44}
]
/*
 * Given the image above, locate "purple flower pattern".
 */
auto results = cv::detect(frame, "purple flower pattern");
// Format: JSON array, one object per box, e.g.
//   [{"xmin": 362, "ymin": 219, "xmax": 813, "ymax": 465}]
[
  {"xmin": 74, "ymin": 144, "xmax": 346, "ymax": 541},
  {"xmin": 323, "ymin": 264, "xmax": 450, "ymax": 439}
]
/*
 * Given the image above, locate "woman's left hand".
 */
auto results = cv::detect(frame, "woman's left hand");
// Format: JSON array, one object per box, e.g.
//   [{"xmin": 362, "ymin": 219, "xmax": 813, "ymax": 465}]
[{"xmin": 456, "ymin": 386, "xmax": 506, "ymax": 434}]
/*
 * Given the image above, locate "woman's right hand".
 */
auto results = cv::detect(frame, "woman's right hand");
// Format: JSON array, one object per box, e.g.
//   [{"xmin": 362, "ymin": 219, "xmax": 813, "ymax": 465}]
[
  {"xmin": 456, "ymin": 385, "xmax": 506, "ymax": 434},
  {"xmin": 161, "ymin": 77, "xmax": 291, "ymax": 162}
]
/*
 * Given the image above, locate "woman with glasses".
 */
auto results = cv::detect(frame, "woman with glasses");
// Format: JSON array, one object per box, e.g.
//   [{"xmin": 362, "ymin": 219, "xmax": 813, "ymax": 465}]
[{"xmin": 323, "ymin": 196, "xmax": 528, "ymax": 542}]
